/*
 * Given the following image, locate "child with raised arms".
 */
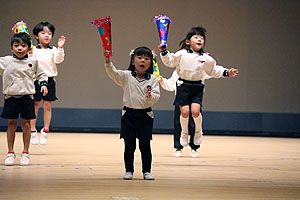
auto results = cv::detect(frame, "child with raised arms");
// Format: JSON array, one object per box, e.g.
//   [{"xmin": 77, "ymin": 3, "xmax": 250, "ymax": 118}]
[
  {"xmin": 159, "ymin": 26, "xmax": 238, "ymax": 147},
  {"xmin": 104, "ymin": 46, "xmax": 160, "ymax": 180},
  {"xmin": 30, "ymin": 22, "xmax": 66, "ymax": 145},
  {"xmin": 0, "ymin": 33, "xmax": 48, "ymax": 166}
]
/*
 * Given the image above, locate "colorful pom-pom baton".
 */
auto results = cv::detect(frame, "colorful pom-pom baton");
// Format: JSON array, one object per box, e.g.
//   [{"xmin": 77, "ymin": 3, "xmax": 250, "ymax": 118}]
[
  {"xmin": 92, "ymin": 16, "xmax": 112, "ymax": 57},
  {"xmin": 152, "ymin": 50, "xmax": 161, "ymax": 81},
  {"xmin": 153, "ymin": 15, "xmax": 171, "ymax": 49}
]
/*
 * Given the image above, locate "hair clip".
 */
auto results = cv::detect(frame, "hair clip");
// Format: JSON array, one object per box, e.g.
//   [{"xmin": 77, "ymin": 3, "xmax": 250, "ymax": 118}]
[{"xmin": 129, "ymin": 49, "xmax": 135, "ymax": 56}]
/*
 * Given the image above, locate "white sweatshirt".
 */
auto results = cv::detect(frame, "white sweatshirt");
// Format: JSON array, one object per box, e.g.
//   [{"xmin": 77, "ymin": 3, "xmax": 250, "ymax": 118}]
[
  {"xmin": 160, "ymin": 70, "xmax": 178, "ymax": 92},
  {"xmin": 32, "ymin": 46, "xmax": 64, "ymax": 77},
  {"xmin": 0, "ymin": 56, "xmax": 48, "ymax": 96},
  {"xmin": 105, "ymin": 62, "xmax": 160, "ymax": 109},
  {"xmin": 160, "ymin": 49, "xmax": 227, "ymax": 81}
]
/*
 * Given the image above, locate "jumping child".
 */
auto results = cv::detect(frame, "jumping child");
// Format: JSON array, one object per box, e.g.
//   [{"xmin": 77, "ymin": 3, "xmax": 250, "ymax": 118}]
[
  {"xmin": 159, "ymin": 27, "xmax": 238, "ymax": 147},
  {"xmin": 30, "ymin": 22, "xmax": 66, "ymax": 145}
]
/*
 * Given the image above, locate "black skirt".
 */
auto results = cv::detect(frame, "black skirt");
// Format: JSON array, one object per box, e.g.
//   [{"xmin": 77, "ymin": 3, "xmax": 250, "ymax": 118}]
[{"xmin": 121, "ymin": 106, "xmax": 153, "ymax": 139}]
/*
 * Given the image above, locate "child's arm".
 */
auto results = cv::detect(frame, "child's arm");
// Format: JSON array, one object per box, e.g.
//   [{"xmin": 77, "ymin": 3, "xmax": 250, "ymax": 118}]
[
  {"xmin": 54, "ymin": 36, "xmax": 66, "ymax": 64},
  {"xmin": 104, "ymin": 51, "xmax": 126, "ymax": 87},
  {"xmin": 34, "ymin": 60, "xmax": 48, "ymax": 96},
  {"xmin": 159, "ymin": 70, "xmax": 178, "ymax": 92},
  {"xmin": 0, "ymin": 56, "xmax": 9, "ymax": 76},
  {"xmin": 203, "ymin": 54, "xmax": 238, "ymax": 78},
  {"xmin": 158, "ymin": 44, "xmax": 182, "ymax": 68}
]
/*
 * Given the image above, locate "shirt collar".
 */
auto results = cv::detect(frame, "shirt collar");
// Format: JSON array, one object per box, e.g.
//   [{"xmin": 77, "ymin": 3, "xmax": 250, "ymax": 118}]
[
  {"xmin": 131, "ymin": 71, "xmax": 151, "ymax": 81},
  {"xmin": 13, "ymin": 54, "xmax": 28, "ymax": 60},
  {"xmin": 36, "ymin": 44, "xmax": 53, "ymax": 49}
]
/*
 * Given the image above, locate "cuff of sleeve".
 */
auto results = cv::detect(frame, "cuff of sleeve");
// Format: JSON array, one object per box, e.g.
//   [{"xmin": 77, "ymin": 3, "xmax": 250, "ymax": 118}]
[
  {"xmin": 161, "ymin": 50, "xmax": 169, "ymax": 56},
  {"xmin": 40, "ymin": 81, "xmax": 48, "ymax": 87},
  {"xmin": 223, "ymin": 69, "xmax": 229, "ymax": 77},
  {"xmin": 105, "ymin": 62, "xmax": 112, "ymax": 67}
]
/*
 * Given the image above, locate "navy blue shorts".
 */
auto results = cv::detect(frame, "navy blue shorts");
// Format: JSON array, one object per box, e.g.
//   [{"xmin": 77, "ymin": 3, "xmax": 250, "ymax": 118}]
[
  {"xmin": 121, "ymin": 106, "xmax": 153, "ymax": 140},
  {"xmin": 34, "ymin": 77, "xmax": 57, "ymax": 102},
  {"xmin": 1, "ymin": 95, "xmax": 36, "ymax": 119},
  {"xmin": 173, "ymin": 78, "xmax": 205, "ymax": 107}
]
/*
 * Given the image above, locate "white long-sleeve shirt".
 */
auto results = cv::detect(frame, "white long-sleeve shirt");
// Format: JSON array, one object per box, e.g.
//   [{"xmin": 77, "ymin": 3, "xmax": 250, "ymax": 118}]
[
  {"xmin": 160, "ymin": 70, "xmax": 178, "ymax": 92},
  {"xmin": 105, "ymin": 62, "xmax": 160, "ymax": 109},
  {"xmin": 0, "ymin": 55, "xmax": 48, "ymax": 96},
  {"xmin": 32, "ymin": 46, "xmax": 65, "ymax": 77},
  {"xmin": 160, "ymin": 49, "xmax": 227, "ymax": 81}
]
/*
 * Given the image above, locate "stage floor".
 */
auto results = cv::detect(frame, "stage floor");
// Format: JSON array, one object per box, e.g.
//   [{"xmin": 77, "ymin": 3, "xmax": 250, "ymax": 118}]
[{"xmin": 0, "ymin": 132, "xmax": 299, "ymax": 200}]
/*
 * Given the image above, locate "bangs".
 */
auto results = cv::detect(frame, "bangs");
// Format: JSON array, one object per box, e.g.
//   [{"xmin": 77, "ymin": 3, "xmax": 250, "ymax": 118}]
[
  {"xmin": 134, "ymin": 47, "xmax": 153, "ymax": 59},
  {"xmin": 187, "ymin": 27, "xmax": 206, "ymax": 40}
]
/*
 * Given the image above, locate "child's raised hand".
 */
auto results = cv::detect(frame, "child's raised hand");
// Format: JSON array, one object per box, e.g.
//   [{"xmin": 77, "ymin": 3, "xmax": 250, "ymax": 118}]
[
  {"xmin": 104, "ymin": 50, "xmax": 111, "ymax": 63},
  {"xmin": 58, "ymin": 36, "xmax": 66, "ymax": 48},
  {"xmin": 41, "ymin": 86, "xmax": 48, "ymax": 96},
  {"xmin": 228, "ymin": 68, "xmax": 239, "ymax": 77}
]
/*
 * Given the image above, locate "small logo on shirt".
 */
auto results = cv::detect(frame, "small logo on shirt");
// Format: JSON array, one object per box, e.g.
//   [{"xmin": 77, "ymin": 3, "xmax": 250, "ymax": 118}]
[
  {"xmin": 28, "ymin": 63, "xmax": 32, "ymax": 67},
  {"xmin": 198, "ymin": 60, "xmax": 205, "ymax": 64}
]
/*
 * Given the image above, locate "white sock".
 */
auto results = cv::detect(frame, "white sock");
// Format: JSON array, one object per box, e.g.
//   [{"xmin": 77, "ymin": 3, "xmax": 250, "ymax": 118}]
[
  {"xmin": 193, "ymin": 113, "xmax": 203, "ymax": 134},
  {"xmin": 180, "ymin": 115, "xmax": 189, "ymax": 135}
]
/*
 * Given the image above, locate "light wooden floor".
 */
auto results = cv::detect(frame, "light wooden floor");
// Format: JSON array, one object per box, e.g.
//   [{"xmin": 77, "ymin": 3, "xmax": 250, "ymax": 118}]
[{"xmin": 0, "ymin": 132, "xmax": 299, "ymax": 200}]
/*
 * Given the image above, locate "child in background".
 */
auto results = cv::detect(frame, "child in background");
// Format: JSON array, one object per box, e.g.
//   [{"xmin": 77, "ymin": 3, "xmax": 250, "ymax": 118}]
[
  {"xmin": 0, "ymin": 33, "xmax": 48, "ymax": 166},
  {"xmin": 30, "ymin": 22, "xmax": 66, "ymax": 145},
  {"xmin": 159, "ymin": 70, "xmax": 200, "ymax": 158},
  {"xmin": 159, "ymin": 27, "xmax": 238, "ymax": 147},
  {"xmin": 104, "ymin": 47, "xmax": 160, "ymax": 180}
]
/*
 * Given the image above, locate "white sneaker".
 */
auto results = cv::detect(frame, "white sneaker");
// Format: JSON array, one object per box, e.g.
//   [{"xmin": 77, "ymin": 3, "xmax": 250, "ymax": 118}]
[
  {"xmin": 30, "ymin": 130, "xmax": 39, "ymax": 145},
  {"xmin": 194, "ymin": 131, "xmax": 203, "ymax": 145},
  {"xmin": 180, "ymin": 132, "xmax": 189, "ymax": 146},
  {"xmin": 20, "ymin": 153, "xmax": 30, "ymax": 166},
  {"xmin": 4, "ymin": 153, "xmax": 16, "ymax": 166},
  {"xmin": 174, "ymin": 149, "xmax": 182, "ymax": 157},
  {"xmin": 143, "ymin": 172, "xmax": 155, "ymax": 180},
  {"xmin": 123, "ymin": 172, "xmax": 133, "ymax": 180},
  {"xmin": 191, "ymin": 149, "xmax": 199, "ymax": 158},
  {"xmin": 40, "ymin": 128, "xmax": 49, "ymax": 145}
]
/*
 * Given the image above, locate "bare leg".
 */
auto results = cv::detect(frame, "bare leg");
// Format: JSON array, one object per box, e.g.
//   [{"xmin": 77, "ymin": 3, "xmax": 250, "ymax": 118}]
[
  {"xmin": 7, "ymin": 119, "xmax": 18, "ymax": 152},
  {"xmin": 43, "ymin": 101, "xmax": 52, "ymax": 130},
  {"xmin": 30, "ymin": 101, "xmax": 41, "ymax": 131},
  {"xmin": 21, "ymin": 119, "xmax": 31, "ymax": 153}
]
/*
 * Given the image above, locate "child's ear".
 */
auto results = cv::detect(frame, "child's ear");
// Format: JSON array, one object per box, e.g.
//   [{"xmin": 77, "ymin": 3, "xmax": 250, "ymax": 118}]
[{"xmin": 185, "ymin": 39, "xmax": 190, "ymax": 45}]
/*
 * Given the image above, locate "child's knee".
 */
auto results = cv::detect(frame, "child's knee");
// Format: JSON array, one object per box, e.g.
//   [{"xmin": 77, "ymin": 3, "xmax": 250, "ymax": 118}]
[
  {"xmin": 191, "ymin": 110, "xmax": 200, "ymax": 118},
  {"xmin": 8, "ymin": 120, "xmax": 18, "ymax": 129},
  {"xmin": 43, "ymin": 101, "xmax": 52, "ymax": 111}
]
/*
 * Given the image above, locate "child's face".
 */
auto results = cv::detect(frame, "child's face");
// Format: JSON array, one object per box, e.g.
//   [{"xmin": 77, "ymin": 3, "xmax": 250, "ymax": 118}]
[
  {"xmin": 132, "ymin": 55, "xmax": 151, "ymax": 73},
  {"xmin": 36, "ymin": 26, "xmax": 53, "ymax": 46},
  {"xmin": 186, "ymin": 34, "xmax": 205, "ymax": 52},
  {"xmin": 11, "ymin": 41, "xmax": 30, "ymax": 58}
]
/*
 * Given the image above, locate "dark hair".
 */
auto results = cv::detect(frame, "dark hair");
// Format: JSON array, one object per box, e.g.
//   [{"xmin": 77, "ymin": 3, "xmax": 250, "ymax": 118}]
[
  {"xmin": 128, "ymin": 46, "xmax": 154, "ymax": 74},
  {"xmin": 179, "ymin": 26, "xmax": 207, "ymax": 54},
  {"xmin": 33, "ymin": 22, "xmax": 55, "ymax": 42},
  {"xmin": 11, "ymin": 33, "xmax": 31, "ymax": 48}
]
